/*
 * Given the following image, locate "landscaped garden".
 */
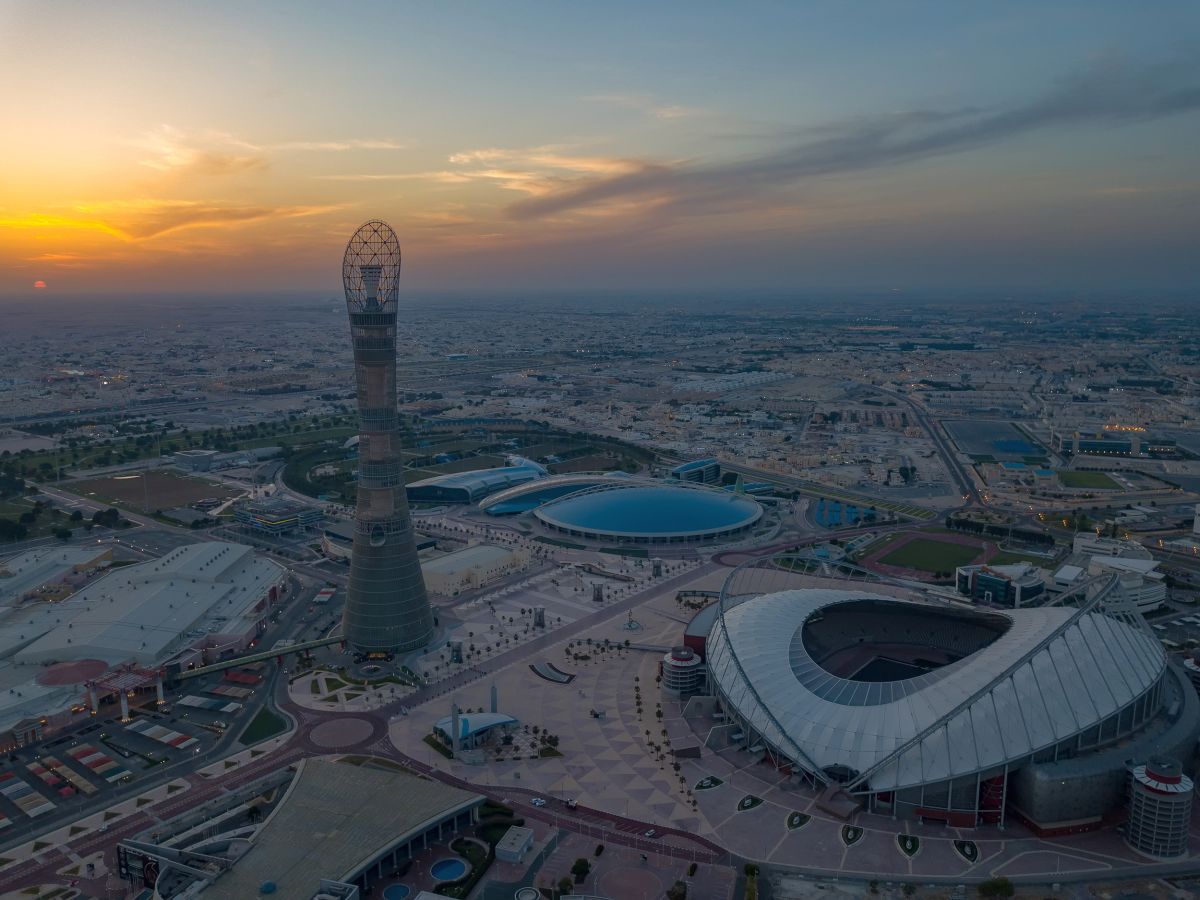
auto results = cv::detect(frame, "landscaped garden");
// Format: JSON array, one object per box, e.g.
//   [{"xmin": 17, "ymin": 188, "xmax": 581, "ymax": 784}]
[{"xmin": 238, "ymin": 708, "xmax": 287, "ymax": 746}]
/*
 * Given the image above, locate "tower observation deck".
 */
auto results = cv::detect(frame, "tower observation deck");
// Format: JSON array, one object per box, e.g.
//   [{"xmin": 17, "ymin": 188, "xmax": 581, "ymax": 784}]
[{"xmin": 340, "ymin": 220, "xmax": 434, "ymax": 652}]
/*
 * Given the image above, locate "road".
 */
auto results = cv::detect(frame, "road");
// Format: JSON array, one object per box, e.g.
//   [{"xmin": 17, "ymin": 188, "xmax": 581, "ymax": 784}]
[
  {"xmin": 869, "ymin": 385, "xmax": 981, "ymax": 506},
  {"xmin": 0, "ymin": 555, "xmax": 727, "ymax": 895}
]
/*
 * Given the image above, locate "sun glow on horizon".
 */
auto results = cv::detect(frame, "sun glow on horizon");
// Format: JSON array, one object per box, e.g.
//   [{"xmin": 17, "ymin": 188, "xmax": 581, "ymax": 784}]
[{"xmin": 0, "ymin": 2, "xmax": 1197, "ymax": 295}]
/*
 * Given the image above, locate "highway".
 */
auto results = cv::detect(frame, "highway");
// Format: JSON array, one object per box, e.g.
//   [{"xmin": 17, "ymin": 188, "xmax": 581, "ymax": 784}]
[{"xmin": 869, "ymin": 384, "xmax": 981, "ymax": 506}]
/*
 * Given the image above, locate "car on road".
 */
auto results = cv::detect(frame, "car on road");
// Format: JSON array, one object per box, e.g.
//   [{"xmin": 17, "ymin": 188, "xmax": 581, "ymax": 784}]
[
  {"xmin": 642, "ymin": 828, "xmax": 658, "ymax": 838},
  {"xmin": 530, "ymin": 797, "xmax": 546, "ymax": 807}
]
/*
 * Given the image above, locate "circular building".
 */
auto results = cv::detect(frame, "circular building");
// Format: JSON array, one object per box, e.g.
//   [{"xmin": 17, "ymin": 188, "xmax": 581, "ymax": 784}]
[
  {"xmin": 533, "ymin": 483, "xmax": 762, "ymax": 544},
  {"xmin": 1126, "ymin": 757, "xmax": 1193, "ymax": 858},
  {"xmin": 661, "ymin": 646, "xmax": 704, "ymax": 696},
  {"xmin": 704, "ymin": 564, "xmax": 1200, "ymax": 831}
]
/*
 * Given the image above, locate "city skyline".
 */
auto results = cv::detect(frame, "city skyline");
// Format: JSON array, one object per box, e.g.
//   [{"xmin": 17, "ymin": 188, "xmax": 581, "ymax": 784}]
[{"xmin": 2, "ymin": 1, "xmax": 1199, "ymax": 297}]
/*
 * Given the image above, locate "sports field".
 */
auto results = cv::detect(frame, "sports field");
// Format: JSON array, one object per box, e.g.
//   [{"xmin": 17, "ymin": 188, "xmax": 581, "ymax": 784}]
[
  {"xmin": 879, "ymin": 537, "xmax": 983, "ymax": 572},
  {"xmin": 1058, "ymin": 470, "xmax": 1120, "ymax": 490},
  {"xmin": 67, "ymin": 471, "xmax": 241, "ymax": 514}
]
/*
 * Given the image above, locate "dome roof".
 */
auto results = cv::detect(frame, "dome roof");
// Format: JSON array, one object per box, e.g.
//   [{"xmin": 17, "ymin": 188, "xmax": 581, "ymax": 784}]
[{"xmin": 534, "ymin": 483, "xmax": 761, "ymax": 540}]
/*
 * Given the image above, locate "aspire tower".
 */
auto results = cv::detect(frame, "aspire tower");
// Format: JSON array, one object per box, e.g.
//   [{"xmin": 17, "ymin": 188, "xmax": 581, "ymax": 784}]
[{"xmin": 340, "ymin": 220, "xmax": 434, "ymax": 652}]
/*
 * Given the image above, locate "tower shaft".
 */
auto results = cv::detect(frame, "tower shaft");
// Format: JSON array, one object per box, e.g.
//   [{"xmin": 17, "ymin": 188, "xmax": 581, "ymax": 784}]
[{"xmin": 341, "ymin": 228, "xmax": 434, "ymax": 653}]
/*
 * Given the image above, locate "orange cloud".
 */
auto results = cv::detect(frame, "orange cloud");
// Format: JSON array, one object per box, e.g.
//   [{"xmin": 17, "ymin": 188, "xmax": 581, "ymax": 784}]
[{"xmin": 1, "ymin": 200, "xmax": 346, "ymax": 244}]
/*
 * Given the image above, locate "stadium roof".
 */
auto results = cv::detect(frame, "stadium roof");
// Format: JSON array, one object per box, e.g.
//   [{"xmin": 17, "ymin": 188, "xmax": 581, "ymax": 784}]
[
  {"xmin": 479, "ymin": 472, "xmax": 632, "ymax": 514},
  {"xmin": 407, "ymin": 459, "xmax": 549, "ymax": 502},
  {"xmin": 707, "ymin": 587, "xmax": 1164, "ymax": 791},
  {"xmin": 204, "ymin": 759, "xmax": 483, "ymax": 899}
]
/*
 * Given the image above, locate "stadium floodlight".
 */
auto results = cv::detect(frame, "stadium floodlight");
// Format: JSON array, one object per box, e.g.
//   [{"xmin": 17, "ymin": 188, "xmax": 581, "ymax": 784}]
[{"xmin": 340, "ymin": 220, "xmax": 434, "ymax": 653}]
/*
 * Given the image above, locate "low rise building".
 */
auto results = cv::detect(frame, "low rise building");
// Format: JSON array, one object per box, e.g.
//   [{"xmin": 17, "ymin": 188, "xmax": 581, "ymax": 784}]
[
  {"xmin": 0, "ymin": 546, "xmax": 112, "ymax": 608},
  {"xmin": 173, "ymin": 448, "xmax": 219, "ymax": 471},
  {"xmin": 670, "ymin": 458, "xmax": 721, "ymax": 485},
  {"xmin": 1056, "ymin": 549, "xmax": 1166, "ymax": 614},
  {"xmin": 955, "ymin": 563, "xmax": 1047, "ymax": 607},
  {"xmin": 1072, "ymin": 533, "xmax": 1152, "ymax": 559},
  {"xmin": 233, "ymin": 497, "xmax": 324, "ymax": 534},
  {"xmin": 136, "ymin": 758, "xmax": 485, "ymax": 899},
  {"xmin": 422, "ymin": 543, "xmax": 530, "ymax": 596},
  {"xmin": 0, "ymin": 541, "xmax": 285, "ymax": 667},
  {"xmin": 1088, "ymin": 556, "xmax": 1166, "ymax": 613},
  {"xmin": 494, "ymin": 825, "xmax": 534, "ymax": 863}
]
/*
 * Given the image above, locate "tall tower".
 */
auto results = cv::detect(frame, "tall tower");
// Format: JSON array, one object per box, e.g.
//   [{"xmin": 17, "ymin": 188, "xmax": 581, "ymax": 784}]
[{"xmin": 341, "ymin": 220, "xmax": 434, "ymax": 653}]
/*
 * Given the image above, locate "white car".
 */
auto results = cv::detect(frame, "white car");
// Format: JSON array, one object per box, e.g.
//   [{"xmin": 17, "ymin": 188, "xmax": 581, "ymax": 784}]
[{"xmin": 530, "ymin": 797, "xmax": 546, "ymax": 807}]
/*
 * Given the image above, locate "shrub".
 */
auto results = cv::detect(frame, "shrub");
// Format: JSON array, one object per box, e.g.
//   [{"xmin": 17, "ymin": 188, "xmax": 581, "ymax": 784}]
[
  {"xmin": 688, "ymin": 862, "xmax": 697, "ymax": 876},
  {"xmin": 571, "ymin": 858, "xmax": 590, "ymax": 883},
  {"xmin": 978, "ymin": 877, "xmax": 1014, "ymax": 898}
]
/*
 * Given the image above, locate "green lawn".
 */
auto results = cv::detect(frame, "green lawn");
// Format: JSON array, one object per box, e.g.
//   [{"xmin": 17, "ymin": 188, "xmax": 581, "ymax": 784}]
[
  {"xmin": 238, "ymin": 708, "xmax": 287, "ymax": 746},
  {"xmin": 1059, "ymin": 470, "xmax": 1120, "ymax": 489},
  {"xmin": 880, "ymin": 537, "xmax": 983, "ymax": 572}
]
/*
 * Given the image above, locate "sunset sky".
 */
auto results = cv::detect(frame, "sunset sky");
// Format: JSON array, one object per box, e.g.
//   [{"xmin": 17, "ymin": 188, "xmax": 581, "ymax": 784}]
[{"xmin": 2, "ymin": 1, "xmax": 1198, "ymax": 297}]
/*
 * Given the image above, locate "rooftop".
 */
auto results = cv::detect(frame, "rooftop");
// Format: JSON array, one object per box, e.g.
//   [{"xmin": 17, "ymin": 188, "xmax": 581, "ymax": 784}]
[
  {"xmin": 407, "ymin": 459, "xmax": 548, "ymax": 499},
  {"xmin": 671, "ymin": 457, "xmax": 719, "ymax": 473},
  {"xmin": 0, "ymin": 546, "xmax": 111, "ymax": 608},
  {"xmin": 423, "ymin": 544, "xmax": 516, "ymax": 575},
  {"xmin": 203, "ymin": 759, "xmax": 483, "ymax": 900},
  {"xmin": 5, "ymin": 541, "xmax": 283, "ymax": 666}
]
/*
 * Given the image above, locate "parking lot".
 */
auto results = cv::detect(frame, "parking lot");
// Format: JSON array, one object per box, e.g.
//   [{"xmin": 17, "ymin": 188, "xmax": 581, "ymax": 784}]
[{"xmin": 1147, "ymin": 605, "xmax": 1200, "ymax": 651}]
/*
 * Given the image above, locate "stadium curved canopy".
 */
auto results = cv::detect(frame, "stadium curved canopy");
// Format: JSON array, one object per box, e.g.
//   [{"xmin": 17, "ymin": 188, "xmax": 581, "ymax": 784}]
[
  {"xmin": 406, "ymin": 459, "xmax": 548, "ymax": 504},
  {"xmin": 706, "ymin": 588, "xmax": 1165, "ymax": 791},
  {"xmin": 480, "ymin": 472, "xmax": 633, "ymax": 514}
]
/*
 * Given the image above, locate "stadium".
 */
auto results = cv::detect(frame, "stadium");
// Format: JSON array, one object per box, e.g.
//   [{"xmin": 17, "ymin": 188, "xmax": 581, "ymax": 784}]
[
  {"xmin": 531, "ymin": 480, "xmax": 763, "ymax": 544},
  {"xmin": 698, "ymin": 556, "xmax": 1200, "ymax": 832}
]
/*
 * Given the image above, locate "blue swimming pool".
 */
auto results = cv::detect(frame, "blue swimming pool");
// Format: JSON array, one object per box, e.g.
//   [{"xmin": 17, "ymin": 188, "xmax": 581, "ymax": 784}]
[
  {"xmin": 383, "ymin": 886, "xmax": 410, "ymax": 900},
  {"xmin": 431, "ymin": 857, "xmax": 467, "ymax": 881},
  {"xmin": 814, "ymin": 498, "xmax": 863, "ymax": 527}
]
